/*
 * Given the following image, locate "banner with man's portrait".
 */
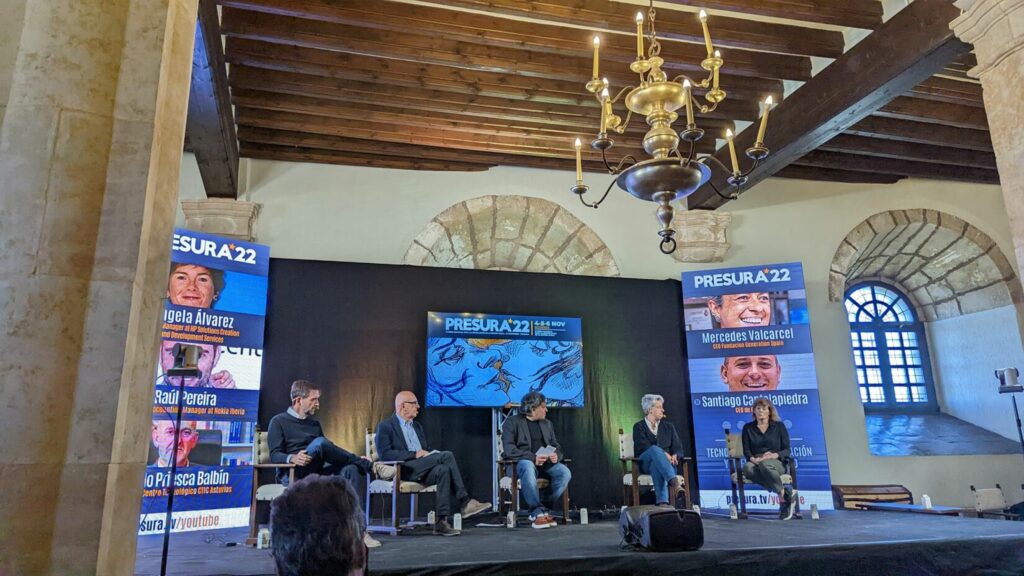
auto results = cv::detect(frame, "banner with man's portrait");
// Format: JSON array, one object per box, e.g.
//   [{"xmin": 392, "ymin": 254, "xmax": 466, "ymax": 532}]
[
  {"xmin": 682, "ymin": 262, "xmax": 833, "ymax": 512},
  {"xmin": 138, "ymin": 229, "xmax": 270, "ymax": 535}
]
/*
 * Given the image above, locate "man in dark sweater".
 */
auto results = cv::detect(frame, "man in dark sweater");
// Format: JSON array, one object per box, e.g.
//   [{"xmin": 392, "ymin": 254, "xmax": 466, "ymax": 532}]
[
  {"xmin": 501, "ymin": 391, "xmax": 571, "ymax": 529},
  {"xmin": 267, "ymin": 380, "xmax": 381, "ymax": 547}
]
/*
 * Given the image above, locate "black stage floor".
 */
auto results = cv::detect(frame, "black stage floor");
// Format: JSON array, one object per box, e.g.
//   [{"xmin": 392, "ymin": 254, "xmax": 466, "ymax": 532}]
[{"xmin": 135, "ymin": 510, "xmax": 1024, "ymax": 576}]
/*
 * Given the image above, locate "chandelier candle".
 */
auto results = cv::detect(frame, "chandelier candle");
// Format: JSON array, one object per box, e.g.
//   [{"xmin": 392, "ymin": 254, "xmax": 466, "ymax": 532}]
[
  {"xmin": 592, "ymin": 36, "xmax": 600, "ymax": 80},
  {"xmin": 756, "ymin": 95, "xmax": 773, "ymax": 146},
  {"xmin": 699, "ymin": 10, "xmax": 714, "ymax": 57},
  {"xmin": 712, "ymin": 50, "xmax": 721, "ymax": 90},
  {"xmin": 683, "ymin": 79, "xmax": 695, "ymax": 126},
  {"xmin": 574, "ymin": 138, "xmax": 583, "ymax": 182},
  {"xmin": 635, "ymin": 12, "xmax": 644, "ymax": 59},
  {"xmin": 600, "ymin": 88, "xmax": 610, "ymax": 133},
  {"xmin": 726, "ymin": 130, "xmax": 740, "ymax": 174}
]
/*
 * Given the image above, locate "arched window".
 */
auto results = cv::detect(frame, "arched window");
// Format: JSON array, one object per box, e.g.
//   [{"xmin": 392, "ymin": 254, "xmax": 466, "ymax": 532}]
[{"xmin": 844, "ymin": 282, "xmax": 937, "ymax": 411}]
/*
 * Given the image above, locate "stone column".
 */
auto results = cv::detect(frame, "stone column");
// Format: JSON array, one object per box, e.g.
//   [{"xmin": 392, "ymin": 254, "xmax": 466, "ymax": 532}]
[
  {"xmin": 952, "ymin": 1, "xmax": 1024, "ymax": 290},
  {"xmin": 670, "ymin": 210, "xmax": 732, "ymax": 263},
  {"xmin": 0, "ymin": 1, "xmax": 197, "ymax": 574}
]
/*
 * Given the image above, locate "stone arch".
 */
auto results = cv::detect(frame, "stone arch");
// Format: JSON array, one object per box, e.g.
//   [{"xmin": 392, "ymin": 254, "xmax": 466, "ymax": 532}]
[
  {"xmin": 829, "ymin": 209, "xmax": 1021, "ymax": 320},
  {"xmin": 404, "ymin": 195, "xmax": 620, "ymax": 277}
]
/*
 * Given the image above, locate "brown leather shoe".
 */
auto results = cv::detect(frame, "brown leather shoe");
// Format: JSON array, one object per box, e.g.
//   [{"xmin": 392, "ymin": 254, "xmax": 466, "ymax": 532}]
[
  {"xmin": 433, "ymin": 519, "xmax": 461, "ymax": 536},
  {"xmin": 461, "ymin": 498, "xmax": 492, "ymax": 519}
]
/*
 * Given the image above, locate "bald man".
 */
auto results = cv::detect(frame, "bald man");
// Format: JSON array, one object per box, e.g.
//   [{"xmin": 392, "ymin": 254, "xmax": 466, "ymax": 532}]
[{"xmin": 375, "ymin": 391, "xmax": 491, "ymax": 536}]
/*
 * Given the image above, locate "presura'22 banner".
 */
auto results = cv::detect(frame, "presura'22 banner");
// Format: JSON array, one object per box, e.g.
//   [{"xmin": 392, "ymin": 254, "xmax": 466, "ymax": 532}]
[
  {"xmin": 681, "ymin": 262, "xmax": 833, "ymax": 511},
  {"xmin": 138, "ymin": 229, "xmax": 270, "ymax": 535}
]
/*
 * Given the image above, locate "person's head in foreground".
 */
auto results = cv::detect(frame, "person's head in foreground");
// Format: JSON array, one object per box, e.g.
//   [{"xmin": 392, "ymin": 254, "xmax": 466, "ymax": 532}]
[
  {"xmin": 707, "ymin": 292, "xmax": 772, "ymax": 328},
  {"xmin": 720, "ymin": 355, "xmax": 781, "ymax": 392},
  {"xmin": 271, "ymin": 475, "xmax": 367, "ymax": 576},
  {"xmin": 751, "ymin": 397, "xmax": 781, "ymax": 424},
  {"xmin": 521, "ymin": 390, "xmax": 547, "ymax": 421},
  {"xmin": 167, "ymin": 262, "xmax": 224, "ymax": 309}
]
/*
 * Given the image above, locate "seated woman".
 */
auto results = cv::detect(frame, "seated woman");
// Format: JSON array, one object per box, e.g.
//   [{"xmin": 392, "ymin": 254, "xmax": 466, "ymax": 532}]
[
  {"xmin": 632, "ymin": 394, "xmax": 685, "ymax": 507},
  {"xmin": 742, "ymin": 397, "xmax": 797, "ymax": 520}
]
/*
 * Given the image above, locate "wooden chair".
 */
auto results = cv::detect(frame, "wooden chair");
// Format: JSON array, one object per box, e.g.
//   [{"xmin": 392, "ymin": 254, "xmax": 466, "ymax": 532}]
[
  {"xmin": 365, "ymin": 429, "xmax": 438, "ymax": 535},
  {"xmin": 247, "ymin": 428, "xmax": 295, "ymax": 546},
  {"xmin": 725, "ymin": 430, "xmax": 799, "ymax": 519},
  {"xmin": 617, "ymin": 428, "xmax": 692, "ymax": 509},
  {"xmin": 496, "ymin": 434, "xmax": 571, "ymax": 524},
  {"xmin": 971, "ymin": 484, "xmax": 1020, "ymax": 520}
]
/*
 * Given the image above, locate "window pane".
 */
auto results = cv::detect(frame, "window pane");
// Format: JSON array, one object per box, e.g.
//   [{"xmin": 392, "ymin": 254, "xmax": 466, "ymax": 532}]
[
  {"xmin": 885, "ymin": 332, "xmax": 902, "ymax": 348},
  {"xmin": 905, "ymin": 350, "xmax": 921, "ymax": 366},
  {"xmin": 867, "ymin": 368, "xmax": 882, "ymax": 384},
  {"xmin": 882, "ymin": 311, "xmax": 897, "ymax": 322},
  {"xmin": 868, "ymin": 387, "xmax": 886, "ymax": 402},
  {"xmin": 902, "ymin": 332, "xmax": 918, "ymax": 347},
  {"xmin": 858, "ymin": 310, "xmax": 873, "ymax": 322},
  {"xmin": 863, "ymin": 350, "xmax": 880, "ymax": 366},
  {"xmin": 909, "ymin": 368, "xmax": 924, "ymax": 384},
  {"xmin": 859, "ymin": 387, "xmax": 869, "ymax": 403},
  {"xmin": 859, "ymin": 333, "xmax": 876, "ymax": 347},
  {"xmin": 889, "ymin": 350, "xmax": 905, "ymax": 366},
  {"xmin": 892, "ymin": 300, "xmax": 913, "ymax": 322},
  {"xmin": 857, "ymin": 369, "xmax": 866, "ymax": 384},
  {"xmin": 854, "ymin": 352, "xmax": 863, "ymax": 366},
  {"xmin": 851, "ymin": 333, "xmax": 860, "ymax": 347},
  {"xmin": 851, "ymin": 288, "xmax": 870, "ymax": 304},
  {"xmin": 912, "ymin": 386, "xmax": 928, "ymax": 402},
  {"xmin": 894, "ymin": 386, "xmax": 910, "ymax": 403},
  {"xmin": 891, "ymin": 369, "xmax": 907, "ymax": 384}
]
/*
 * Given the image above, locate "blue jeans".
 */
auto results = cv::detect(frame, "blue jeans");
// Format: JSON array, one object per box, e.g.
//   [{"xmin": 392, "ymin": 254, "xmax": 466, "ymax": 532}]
[
  {"xmin": 516, "ymin": 460, "xmax": 571, "ymax": 517},
  {"xmin": 285, "ymin": 437, "xmax": 367, "ymax": 502},
  {"xmin": 639, "ymin": 446, "xmax": 677, "ymax": 504}
]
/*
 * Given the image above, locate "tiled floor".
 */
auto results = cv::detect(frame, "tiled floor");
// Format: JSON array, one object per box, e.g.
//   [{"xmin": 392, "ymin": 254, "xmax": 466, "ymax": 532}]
[{"xmin": 866, "ymin": 412, "xmax": 1022, "ymax": 456}]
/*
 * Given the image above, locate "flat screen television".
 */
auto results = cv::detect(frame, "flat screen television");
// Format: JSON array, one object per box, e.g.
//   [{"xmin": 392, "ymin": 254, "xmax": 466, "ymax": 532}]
[{"xmin": 426, "ymin": 312, "xmax": 584, "ymax": 407}]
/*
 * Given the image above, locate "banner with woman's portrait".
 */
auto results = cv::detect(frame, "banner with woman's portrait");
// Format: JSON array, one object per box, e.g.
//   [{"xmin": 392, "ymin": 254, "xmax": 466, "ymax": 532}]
[
  {"xmin": 682, "ymin": 262, "xmax": 833, "ymax": 511},
  {"xmin": 138, "ymin": 229, "xmax": 270, "ymax": 535}
]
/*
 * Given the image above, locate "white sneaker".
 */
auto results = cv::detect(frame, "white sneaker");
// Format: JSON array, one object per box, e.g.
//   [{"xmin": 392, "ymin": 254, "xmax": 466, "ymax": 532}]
[
  {"xmin": 783, "ymin": 490, "xmax": 798, "ymax": 520},
  {"xmin": 363, "ymin": 533, "xmax": 382, "ymax": 548}
]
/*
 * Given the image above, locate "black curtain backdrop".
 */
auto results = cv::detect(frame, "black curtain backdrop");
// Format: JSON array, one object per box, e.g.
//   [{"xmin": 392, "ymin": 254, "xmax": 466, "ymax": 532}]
[{"xmin": 260, "ymin": 259, "xmax": 694, "ymax": 510}]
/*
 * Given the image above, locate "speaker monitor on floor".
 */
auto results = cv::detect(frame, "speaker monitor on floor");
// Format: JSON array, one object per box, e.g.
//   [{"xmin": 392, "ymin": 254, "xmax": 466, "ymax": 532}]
[{"xmin": 618, "ymin": 505, "xmax": 704, "ymax": 552}]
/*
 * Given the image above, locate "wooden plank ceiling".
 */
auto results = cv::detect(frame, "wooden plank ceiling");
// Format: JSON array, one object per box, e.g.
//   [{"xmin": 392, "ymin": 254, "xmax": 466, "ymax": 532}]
[{"xmin": 215, "ymin": 0, "xmax": 994, "ymax": 187}]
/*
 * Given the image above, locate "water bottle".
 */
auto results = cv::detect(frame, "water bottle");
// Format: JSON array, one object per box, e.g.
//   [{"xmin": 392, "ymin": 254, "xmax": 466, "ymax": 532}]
[
  {"xmin": 580, "ymin": 508, "xmax": 589, "ymax": 525},
  {"xmin": 257, "ymin": 527, "xmax": 271, "ymax": 549},
  {"xmin": 452, "ymin": 513, "xmax": 462, "ymax": 530},
  {"xmin": 921, "ymin": 494, "xmax": 932, "ymax": 510},
  {"xmin": 427, "ymin": 510, "xmax": 436, "ymax": 525},
  {"xmin": 729, "ymin": 504, "xmax": 738, "ymax": 519},
  {"xmin": 506, "ymin": 511, "xmax": 515, "ymax": 528},
  {"xmin": 810, "ymin": 504, "xmax": 819, "ymax": 520}
]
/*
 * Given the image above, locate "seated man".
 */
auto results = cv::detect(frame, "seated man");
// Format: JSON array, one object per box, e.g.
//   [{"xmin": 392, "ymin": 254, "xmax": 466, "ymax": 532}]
[
  {"xmin": 271, "ymin": 475, "xmax": 367, "ymax": 576},
  {"xmin": 375, "ymin": 390, "xmax": 491, "ymax": 536},
  {"xmin": 267, "ymin": 380, "xmax": 381, "ymax": 547},
  {"xmin": 501, "ymin": 391, "xmax": 571, "ymax": 529}
]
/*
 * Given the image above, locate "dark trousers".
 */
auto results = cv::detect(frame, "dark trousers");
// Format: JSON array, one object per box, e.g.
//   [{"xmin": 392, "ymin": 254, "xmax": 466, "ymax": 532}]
[
  {"xmin": 400, "ymin": 451, "xmax": 468, "ymax": 517},
  {"xmin": 287, "ymin": 437, "xmax": 369, "ymax": 504}
]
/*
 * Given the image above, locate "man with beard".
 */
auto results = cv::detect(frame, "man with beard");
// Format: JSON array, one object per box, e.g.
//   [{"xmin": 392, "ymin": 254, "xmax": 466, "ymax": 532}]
[
  {"xmin": 267, "ymin": 380, "xmax": 381, "ymax": 547},
  {"xmin": 720, "ymin": 355, "xmax": 781, "ymax": 392},
  {"xmin": 158, "ymin": 340, "xmax": 235, "ymax": 388}
]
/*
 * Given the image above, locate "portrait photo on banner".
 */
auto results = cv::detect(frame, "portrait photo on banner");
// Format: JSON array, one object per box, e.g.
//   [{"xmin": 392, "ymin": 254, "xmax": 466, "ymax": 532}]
[
  {"xmin": 154, "ymin": 339, "xmax": 264, "ymax": 390},
  {"xmin": 166, "ymin": 260, "xmax": 269, "ymax": 317},
  {"xmin": 683, "ymin": 289, "xmax": 809, "ymax": 331},
  {"xmin": 688, "ymin": 352, "xmax": 818, "ymax": 393}
]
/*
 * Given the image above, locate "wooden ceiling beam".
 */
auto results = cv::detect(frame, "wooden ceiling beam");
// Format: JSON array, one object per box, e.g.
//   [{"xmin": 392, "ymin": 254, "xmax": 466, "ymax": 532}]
[
  {"xmin": 221, "ymin": 0, "xmax": 812, "ymax": 81},
  {"xmin": 240, "ymin": 142, "xmax": 494, "ymax": 171},
  {"xmin": 794, "ymin": 150, "xmax": 999, "ymax": 184},
  {"xmin": 230, "ymin": 88, "xmax": 736, "ymax": 140},
  {"xmin": 660, "ymin": 0, "xmax": 882, "ymax": 30},
  {"xmin": 689, "ymin": 0, "xmax": 972, "ymax": 208},
  {"xmin": 905, "ymin": 76, "xmax": 984, "ymax": 108},
  {"xmin": 185, "ymin": 0, "xmax": 239, "ymax": 198},
  {"xmin": 772, "ymin": 165, "xmax": 905, "ymax": 184},
  {"xmin": 876, "ymin": 96, "xmax": 989, "ymax": 131},
  {"xmin": 846, "ymin": 116, "xmax": 993, "ymax": 152},
  {"xmin": 818, "ymin": 134, "xmax": 998, "ymax": 169},
  {"xmin": 419, "ymin": 0, "xmax": 846, "ymax": 57},
  {"xmin": 220, "ymin": 8, "xmax": 785, "ymax": 103}
]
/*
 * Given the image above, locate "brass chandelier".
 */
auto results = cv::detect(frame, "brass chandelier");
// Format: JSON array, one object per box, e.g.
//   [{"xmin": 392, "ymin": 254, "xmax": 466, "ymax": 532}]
[{"xmin": 570, "ymin": 3, "xmax": 774, "ymax": 254}]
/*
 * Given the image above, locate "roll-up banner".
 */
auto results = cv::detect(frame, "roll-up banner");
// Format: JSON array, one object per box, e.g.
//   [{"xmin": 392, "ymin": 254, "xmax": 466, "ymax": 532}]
[
  {"xmin": 138, "ymin": 229, "xmax": 270, "ymax": 535},
  {"xmin": 682, "ymin": 262, "xmax": 833, "ymax": 512}
]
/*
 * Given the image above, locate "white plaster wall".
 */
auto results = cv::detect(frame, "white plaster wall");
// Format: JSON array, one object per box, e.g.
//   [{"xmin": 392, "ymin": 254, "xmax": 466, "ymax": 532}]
[
  {"xmin": 929, "ymin": 305, "xmax": 1024, "ymax": 440},
  {"xmin": 178, "ymin": 153, "xmax": 1024, "ymax": 506}
]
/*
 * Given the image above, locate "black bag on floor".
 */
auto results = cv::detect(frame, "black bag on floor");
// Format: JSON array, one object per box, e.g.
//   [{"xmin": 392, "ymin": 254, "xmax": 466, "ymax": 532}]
[{"xmin": 618, "ymin": 505, "xmax": 704, "ymax": 552}]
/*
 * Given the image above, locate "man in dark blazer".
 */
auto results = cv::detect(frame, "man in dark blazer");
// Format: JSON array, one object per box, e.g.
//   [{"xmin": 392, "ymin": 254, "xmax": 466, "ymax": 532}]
[
  {"xmin": 501, "ymin": 391, "xmax": 571, "ymax": 529},
  {"xmin": 375, "ymin": 390, "xmax": 490, "ymax": 536}
]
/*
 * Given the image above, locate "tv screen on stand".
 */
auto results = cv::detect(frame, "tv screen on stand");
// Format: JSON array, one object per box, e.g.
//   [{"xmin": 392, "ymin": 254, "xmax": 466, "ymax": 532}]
[{"xmin": 426, "ymin": 312, "xmax": 584, "ymax": 407}]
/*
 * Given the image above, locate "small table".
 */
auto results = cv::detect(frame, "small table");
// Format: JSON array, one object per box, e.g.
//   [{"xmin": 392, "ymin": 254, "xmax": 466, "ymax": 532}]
[{"xmin": 856, "ymin": 502, "xmax": 964, "ymax": 515}]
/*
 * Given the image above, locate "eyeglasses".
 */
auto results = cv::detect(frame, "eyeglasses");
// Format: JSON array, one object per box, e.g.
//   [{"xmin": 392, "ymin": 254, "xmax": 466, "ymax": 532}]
[{"xmin": 403, "ymin": 401, "xmax": 420, "ymax": 407}]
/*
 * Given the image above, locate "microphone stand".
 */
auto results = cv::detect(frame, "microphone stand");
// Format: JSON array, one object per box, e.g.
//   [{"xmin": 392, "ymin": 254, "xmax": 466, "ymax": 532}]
[{"xmin": 160, "ymin": 367, "xmax": 200, "ymax": 576}]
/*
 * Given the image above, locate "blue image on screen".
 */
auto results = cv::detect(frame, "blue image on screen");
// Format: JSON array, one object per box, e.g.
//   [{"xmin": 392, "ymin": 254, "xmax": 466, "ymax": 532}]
[{"xmin": 425, "ymin": 313, "xmax": 584, "ymax": 407}]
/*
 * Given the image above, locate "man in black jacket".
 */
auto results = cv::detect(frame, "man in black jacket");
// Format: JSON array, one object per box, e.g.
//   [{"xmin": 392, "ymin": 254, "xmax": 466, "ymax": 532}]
[
  {"xmin": 266, "ymin": 380, "xmax": 381, "ymax": 547},
  {"xmin": 375, "ymin": 390, "xmax": 491, "ymax": 536},
  {"xmin": 501, "ymin": 391, "xmax": 571, "ymax": 529}
]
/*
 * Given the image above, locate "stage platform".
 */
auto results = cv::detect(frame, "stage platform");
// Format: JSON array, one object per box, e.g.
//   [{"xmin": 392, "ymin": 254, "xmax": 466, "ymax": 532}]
[{"xmin": 135, "ymin": 510, "xmax": 1024, "ymax": 575}]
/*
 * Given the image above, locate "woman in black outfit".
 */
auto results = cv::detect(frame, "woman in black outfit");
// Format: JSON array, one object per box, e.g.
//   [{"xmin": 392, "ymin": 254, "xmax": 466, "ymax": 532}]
[
  {"xmin": 742, "ymin": 397, "xmax": 797, "ymax": 519},
  {"xmin": 632, "ymin": 394, "xmax": 685, "ymax": 507}
]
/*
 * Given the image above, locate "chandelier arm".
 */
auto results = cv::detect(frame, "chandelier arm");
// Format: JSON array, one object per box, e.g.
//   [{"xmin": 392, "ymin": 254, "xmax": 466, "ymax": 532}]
[
  {"xmin": 700, "ymin": 154, "xmax": 735, "ymax": 176},
  {"xmin": 613, "ymin": 155, "xmax": 638, "ymax": 174},
  {"xmin": 600, "ymin": 146, "xmax": 616, "ymax": 173},
  {"xmin": 671, "ymin": 74, "xmax": 698, "ymax": 86},
  {"xmin": 578, "ymin": 177, "xmax": 618, "ymax": 209},
  {"xmin": 709, "ymin": 178, "xmax": 739, "ymax": 201},
  {"xmin": 699, "ymin": 102, "xmax": 720, "ymax": 114},
  {"xmin": 610, "ymin": 85, "xmax": 634, "ymax": 104},
  {"xmin": 685, "ymin": 139, "xmax": 697, "ymax": 164}
]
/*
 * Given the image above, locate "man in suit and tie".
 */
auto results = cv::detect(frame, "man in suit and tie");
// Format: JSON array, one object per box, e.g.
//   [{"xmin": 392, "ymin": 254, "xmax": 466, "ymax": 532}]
[{"xmin": 375, "ymin": 390, "xmax": 491, "ymax": 536}]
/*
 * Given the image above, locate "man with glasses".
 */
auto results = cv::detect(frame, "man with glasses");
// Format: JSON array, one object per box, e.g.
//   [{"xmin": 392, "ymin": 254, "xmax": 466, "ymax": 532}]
[
  {"xmin": 375, "ymin": 390, "xmax": 491, "ymax": 536},
  {"xmin": 268, "ymin": 380, "xmax": 381, "ymax": 548}
]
